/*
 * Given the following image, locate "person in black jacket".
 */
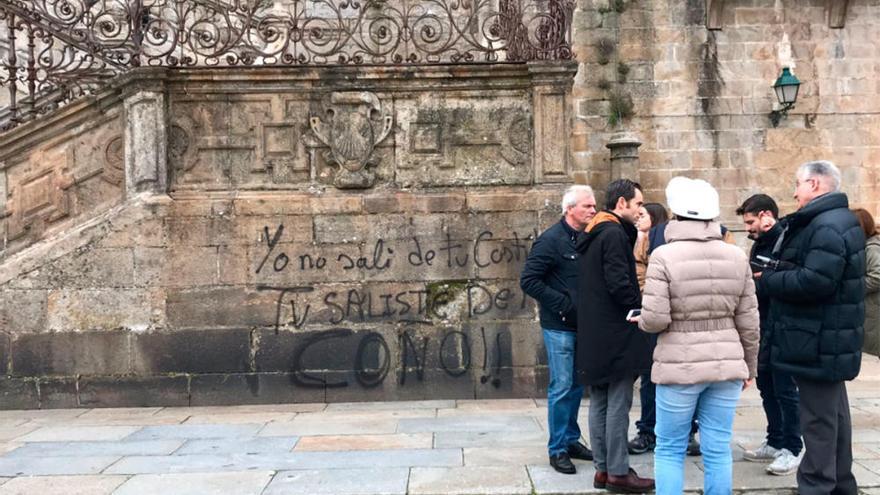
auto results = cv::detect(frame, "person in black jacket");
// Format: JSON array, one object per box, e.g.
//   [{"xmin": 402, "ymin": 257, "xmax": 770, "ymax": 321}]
[
  {"xmin": 759, "ymin": 161, "xmax": 865, "ymax": 494},
  {"xmin": 738, "ymin": 194, "xmax": 803, "ymax": 475},
  {"xmin": 520, "ymin": 185, "xmax": 597, "ymax": 474},
  {"xmin": 576, "ymin": 179, "xmax": 654, "ymax": 492}
]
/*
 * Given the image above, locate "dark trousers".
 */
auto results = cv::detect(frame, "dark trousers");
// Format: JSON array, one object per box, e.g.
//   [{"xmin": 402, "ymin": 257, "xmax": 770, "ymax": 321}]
[
  {"xmin": 795, "ymin": 377, "xmax": 858, "ymax": 495},
  {"xmin": 756, "ymin": 366, "xmax": 802, "ymax": 455},
  {"xmin": 636, "ymin": 373, "xmax": 698, "ymax": 437}
]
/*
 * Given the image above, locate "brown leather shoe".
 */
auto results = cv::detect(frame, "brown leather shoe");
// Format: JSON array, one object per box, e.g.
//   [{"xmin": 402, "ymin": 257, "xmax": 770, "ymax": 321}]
[
  {"xmin": 593, "ymin": 470, "xmax": 608, "ymax": 489},
  {"xmin": 606, "ymin": 468, "xmax": 655, "ymax": 493}
]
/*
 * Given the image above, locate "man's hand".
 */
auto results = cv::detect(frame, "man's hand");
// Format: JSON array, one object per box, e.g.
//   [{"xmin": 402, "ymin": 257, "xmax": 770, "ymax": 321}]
[
  {"xmin": 627, "ymin": 316, "xmax": 640, "ymax": 323},
  {"xmin": 743, "ymin": 378, "xmax": 754, "ymax": 390},
  {"xmin": 753, "ymin": 271, "xmax": 762, "ymax": 279}
]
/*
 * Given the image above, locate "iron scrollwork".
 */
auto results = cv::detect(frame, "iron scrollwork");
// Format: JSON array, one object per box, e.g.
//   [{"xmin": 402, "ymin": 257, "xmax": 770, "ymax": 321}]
[{"xmin": 0, "ymin": 0, "xmax": 574, "ymax": 130}]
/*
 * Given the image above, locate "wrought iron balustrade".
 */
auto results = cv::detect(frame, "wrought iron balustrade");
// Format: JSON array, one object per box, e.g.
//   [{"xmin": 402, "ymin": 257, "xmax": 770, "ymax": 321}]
[{"xmin": 0, "ymin": 0, "xmax": 573, "ymax": 131}]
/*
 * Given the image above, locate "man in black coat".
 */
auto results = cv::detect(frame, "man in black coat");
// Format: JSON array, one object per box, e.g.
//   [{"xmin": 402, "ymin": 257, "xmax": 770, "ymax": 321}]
[
  {"xmin": 738, "ymin": 194, "xmax": 803, "ymax": 475},
  {"xmin": 759, "ymin": 160, "xmax": 865, "ymax": 494},
  {"xmin": 576, "ymin": 179, "xmax": 654, "ymax": 492},
  {"xmin": 520, "ymin": 185, "xmax": 597, "ymax": 474}
]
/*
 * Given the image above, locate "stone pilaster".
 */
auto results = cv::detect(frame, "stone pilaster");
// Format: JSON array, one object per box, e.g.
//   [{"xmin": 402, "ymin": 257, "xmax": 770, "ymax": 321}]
[
  {"xmin": 528, "ymin": 61, "xmax": 579, "ymax": 184},
  {"xmin": 123, "ymin": 69, "xmax": 168, "ymax": 195}
]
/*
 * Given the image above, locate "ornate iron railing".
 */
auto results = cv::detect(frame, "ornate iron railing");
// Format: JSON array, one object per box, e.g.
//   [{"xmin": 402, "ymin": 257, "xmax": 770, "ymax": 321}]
[{"xmin": 0, "ymin": 0, "xmax": 573, "ymax": 130}]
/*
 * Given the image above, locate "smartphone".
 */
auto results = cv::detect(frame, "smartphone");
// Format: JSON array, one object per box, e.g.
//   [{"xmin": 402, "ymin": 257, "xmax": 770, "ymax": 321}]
[{"xmin": 626, "ymin": 309, "xmax": 641, "ymax": 320}]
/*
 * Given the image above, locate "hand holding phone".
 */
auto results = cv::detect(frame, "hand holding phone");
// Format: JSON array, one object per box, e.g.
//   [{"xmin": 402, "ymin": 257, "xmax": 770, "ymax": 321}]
[{"xmin": 626, "ymin": 309, "xmax": 641, "ymax": 321}]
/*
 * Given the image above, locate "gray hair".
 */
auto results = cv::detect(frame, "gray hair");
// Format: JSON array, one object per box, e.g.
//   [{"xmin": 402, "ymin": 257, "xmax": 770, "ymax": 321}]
[
  {"xmin": 798, "ymin": 160, "xmax": 842, "ymax": 192},
  {"xmin": 561, "ymin": 185, "xmax": 595, "ymax": 214}
]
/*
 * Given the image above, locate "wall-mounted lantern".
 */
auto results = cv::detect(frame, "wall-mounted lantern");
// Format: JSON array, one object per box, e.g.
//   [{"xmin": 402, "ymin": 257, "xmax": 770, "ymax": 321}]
[{"xmin": 769, "ymin": 67, "xmax": 801, "ymax": 127}]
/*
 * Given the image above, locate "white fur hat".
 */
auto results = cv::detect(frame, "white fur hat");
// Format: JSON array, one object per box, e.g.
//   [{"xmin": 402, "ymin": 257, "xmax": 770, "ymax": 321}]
[{"xmin": 665, "ymin": 176, "xmax": 720, "ymax": 220}]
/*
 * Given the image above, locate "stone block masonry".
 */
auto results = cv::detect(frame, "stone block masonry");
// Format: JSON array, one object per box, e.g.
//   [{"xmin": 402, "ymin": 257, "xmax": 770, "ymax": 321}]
[{"xmin": 0, "ymin": 64, "xmax": 576, "ymax": 408}]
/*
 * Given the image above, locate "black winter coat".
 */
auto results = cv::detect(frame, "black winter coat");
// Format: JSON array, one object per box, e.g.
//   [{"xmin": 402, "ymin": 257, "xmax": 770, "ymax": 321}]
[
  {"xmin": 520, "ymin": 218, "xmax": 581, "ymax": 331},
  {"xmin": 575, "ymin": 212, "xmax": 653, "ymax": 385},
  {"xmin": 751, "ymin": 223, "xmax": 782, "ymax": 370},
  {"xmin": 760, "ymin": 192, "xmax": 865, "ymax": 382}
]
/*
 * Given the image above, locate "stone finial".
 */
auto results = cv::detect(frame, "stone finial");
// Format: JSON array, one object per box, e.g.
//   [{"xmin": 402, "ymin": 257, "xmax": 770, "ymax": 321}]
[{"xmin": 606, "ymin": 130, "xmax": 642, "ymax": 181}]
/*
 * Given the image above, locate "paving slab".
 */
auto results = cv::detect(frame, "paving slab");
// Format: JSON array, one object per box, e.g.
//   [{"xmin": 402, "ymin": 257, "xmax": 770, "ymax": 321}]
[
  {"xmin": 152, "ymin": 404, "xmax": 325, "ymax": 417},
  {"xmin": 398, "ymin": 416, "xmax": 541, "ymax": 433},
  {"xmin": 0, "ymin": 428, "xmax": 36, "ymax": 443},
  {"xmin": 0, "ymin": 474, "xmax": 128, "ymax": 495},
  {"xmin": 463, "ymin": 446, "xmax": 548, "ymax": 466},
  {"xmin": 854, "ymin": 462, "xmax": 880, "ymax": 487},
  {"xmin": 295, "ymin": 410, "xmax": 439, "ymax": 422},
  {"xmin": 0, "ymin": 456, "xmax": 120, "ymax": 476},
  {"xmin": 176, "ymin": 436, "xmax": 299, "ymax": 455},
  {"xmin": 455, "ymin": 399, "xmax": 538, "ymax": 410},
  {"xmin": 125, "ymin": 424, "xmax": 263, "ymax": 441},
  {"xmin": 294, "ymin": 433, "xmax": 432, "ymax": 451},
  {"xmin": 259, "ymin": 418, "xmax": 399, "ymax": 436},
  {"xmin": 262, "ymin": 468, "xmax": 409, "ymax": 495},
  {"xmin": 528, "ymin": 463, "xmax": 604, "ymax": 494},
  {"xmin": 434, "ymin": 430, "xmax": 546, "ymax": 448},
  {"xmin": 182, "ymin": 412, "xmax": 295, "ymax": 424},
  {"xmin": 3, "ymin": 439, "xmax": 183, "ymax": 458},
  {"xmin": 409, "ymin": 466, "xmax": 532, "ymax": 495},
  {"xmin": 105, "ymin": 449, "xmax": 462, "ymax": 475},
  {"xmin": 16, "ymin": 426, "xmax": 140, "ymax": 442},
  {"xmin": 0, "ymin": 410, "xmax": 86, "ymax": 424},
  {"xmin": 324, "ymin": 400, "xmax": 455, "ymax": 412},
  {"xmin": 113, "ymin": 471, "xmax": 274, "ymax": 495}
]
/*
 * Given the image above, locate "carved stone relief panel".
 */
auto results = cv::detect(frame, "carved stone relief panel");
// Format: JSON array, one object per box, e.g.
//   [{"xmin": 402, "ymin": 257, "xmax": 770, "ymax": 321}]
[
  {"xmin": 5, "ymin": 147, "xmax": 74, "ymax": 242},
  {"xmin": 395, "ymin": 95, "xmax": 533, "ymax": 187},
  {"xmin": 307, "ymin": 92, "xmax": 394, "ymax": 189},
  {"xmin": 170, "ymin": 97, "xmax": 314, "ymax": 189}
]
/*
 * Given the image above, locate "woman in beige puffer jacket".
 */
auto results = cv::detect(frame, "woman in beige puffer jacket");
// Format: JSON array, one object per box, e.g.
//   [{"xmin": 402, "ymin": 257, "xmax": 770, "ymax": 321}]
[{"xmin": 638, "ymin": 177, "xmax": 759, "ymax": 495}]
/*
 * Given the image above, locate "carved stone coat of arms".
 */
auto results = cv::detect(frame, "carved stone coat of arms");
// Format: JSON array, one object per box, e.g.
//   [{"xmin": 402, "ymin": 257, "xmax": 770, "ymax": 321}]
[{"xmin": 309, "ymin": 92, "xmax": 393, "ymax": 189}]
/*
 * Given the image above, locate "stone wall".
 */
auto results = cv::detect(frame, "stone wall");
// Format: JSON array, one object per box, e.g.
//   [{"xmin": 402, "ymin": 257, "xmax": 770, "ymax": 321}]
[
  {"xmin": 570, "ymin": 0, "xmax": 880, "ymax": 225},
  {"xmin": 0, "ymin": 64, "xmax": 577, "ymax": 408}
]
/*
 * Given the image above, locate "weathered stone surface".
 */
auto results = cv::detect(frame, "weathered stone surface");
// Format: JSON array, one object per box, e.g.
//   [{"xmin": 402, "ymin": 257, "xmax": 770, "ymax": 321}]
[
  {"xmin": 176, "ymin": 436, "xmax": 298, "ymax": 455},
  {"xmin": 409, "ymin": 466, "xmax": 532, "ymax": 495},
  {"xmin": 77, "ymin": 376, "xmax": 190, "ymax": 408},
  {"xmin": 114, "ymin": 471, "xmax": 274, "ymax": 495},
  {"xmin": 189, "ymin": 373, "xmax": 327, "ymax": 406},
  {"xmin": 11, "ymin": 331, "xmax": 130, "ymax": 376},
  {"xmin": 37, "ymin": 377, "xmax": 78, "ymax": 409},
  {"xmin": 0, "ymin": 474, "xmax": 128, "ymax": 495},
  {"xmin": 165, "ymin": 287, "xmax": 277, "ymax": 329},
  {"xmin": 263, "ymin": 468, "xmax": 409, "ymax": 495},
  {"xmin": 132, "ymin": 329, "xmax": 250, "ymax": 374},
  {"xmin": 17, "ymin": 425, "xmax": 139, "ymax": 442},
  {"xmin": 0, "ymin": 378, "xmax": 39, "ymax": 410},
  {"xmin": 47, "ymin": 288, "xmax": 158, "ymax": 331},
  {"xmin": 0, "ymin": 290, "xmax": 47, "ymax": 336}
]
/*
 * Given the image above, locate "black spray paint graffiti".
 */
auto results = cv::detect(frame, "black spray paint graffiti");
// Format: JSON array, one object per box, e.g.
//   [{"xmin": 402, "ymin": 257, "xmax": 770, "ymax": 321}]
[
  {"xmin": 255, "ymin": 224, "xmax": 535, "ymax": 275},
  {"xmin": 288, "ymin": 328, "xmax": 511, "ymax": 389},
  {"xmin": 257, "ymin": 284, "xmax": 529, "ymax": 331}
]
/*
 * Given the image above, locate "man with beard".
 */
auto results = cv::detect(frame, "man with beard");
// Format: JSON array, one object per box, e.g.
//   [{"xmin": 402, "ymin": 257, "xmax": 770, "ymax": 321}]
[
  {"xmin": 738, "ymin": 194, "xmax": 803, "ymax": 476},
  {"xmin": 576, "ymin": 179, "xmax": 655, "ymax": 492}
]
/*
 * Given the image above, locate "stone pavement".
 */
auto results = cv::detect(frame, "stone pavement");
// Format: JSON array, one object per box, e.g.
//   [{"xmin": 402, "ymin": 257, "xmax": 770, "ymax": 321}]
[{"xmin": 0, "ymin": 358, "xmax": 877, "ymax": 494}]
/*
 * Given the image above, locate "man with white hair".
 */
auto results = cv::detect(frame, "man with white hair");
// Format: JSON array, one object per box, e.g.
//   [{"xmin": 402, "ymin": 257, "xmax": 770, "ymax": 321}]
[
  {"xmin": 759, "ymin": 160, "xmax": 865, "ymax": 494},
  {"xmin": 521, "ymin": 185, "xmax": 597, "ymax": 474}
]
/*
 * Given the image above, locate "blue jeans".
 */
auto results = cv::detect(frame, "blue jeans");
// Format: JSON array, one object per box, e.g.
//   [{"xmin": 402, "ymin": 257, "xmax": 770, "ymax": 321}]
[
  {"xmin": 636, "ymin": 373, "xmax": 698, "ymax": 437},
  {"xmin": 756, "ymin": 367, "xmax": 802, "ymax": 455},
  {"xmin": 543, "ymin": 328, "xmax": 584, "ymax": 456},
  {"xmin": 655, "ymin": 381, "xmax": 741, "ymax": 495}
]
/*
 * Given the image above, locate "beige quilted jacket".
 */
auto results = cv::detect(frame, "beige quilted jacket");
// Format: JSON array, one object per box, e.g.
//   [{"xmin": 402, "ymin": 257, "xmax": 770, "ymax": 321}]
[{"xmin": 638, "ymin": 220, "xmax": 760, "ymax": 384}]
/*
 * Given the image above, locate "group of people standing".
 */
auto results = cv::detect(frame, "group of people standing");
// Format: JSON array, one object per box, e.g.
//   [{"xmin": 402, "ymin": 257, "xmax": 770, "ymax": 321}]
[{"xmin": 521, "ymin": 160, "xmax": 870, "ymax": 494}]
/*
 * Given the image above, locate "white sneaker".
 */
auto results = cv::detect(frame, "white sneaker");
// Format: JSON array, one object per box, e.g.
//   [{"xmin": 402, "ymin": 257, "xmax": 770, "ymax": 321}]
[
  {"xmin": 742, "ymin": 441, "xmax": 781, "ymax": 462},
  {"xmin": 767, "ymin": 448, "xmax": 801, "ymax": 476}
]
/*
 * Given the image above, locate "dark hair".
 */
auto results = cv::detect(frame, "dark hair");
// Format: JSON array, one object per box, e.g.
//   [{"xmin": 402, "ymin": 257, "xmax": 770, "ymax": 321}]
[
  {"xmin": 735, "ymin": 194, "xmax": 779, "ymax": 219},
  {"xmin": 852, "ymin": 208, "xmax": 877, "ymax": 239},
  {"xmin": 643, "ymin": 203, "xmax": 668, "ymax": 227},
  {"xmin": 604, "ymin": 179, "xmax": 642, "ymax": 211}
]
